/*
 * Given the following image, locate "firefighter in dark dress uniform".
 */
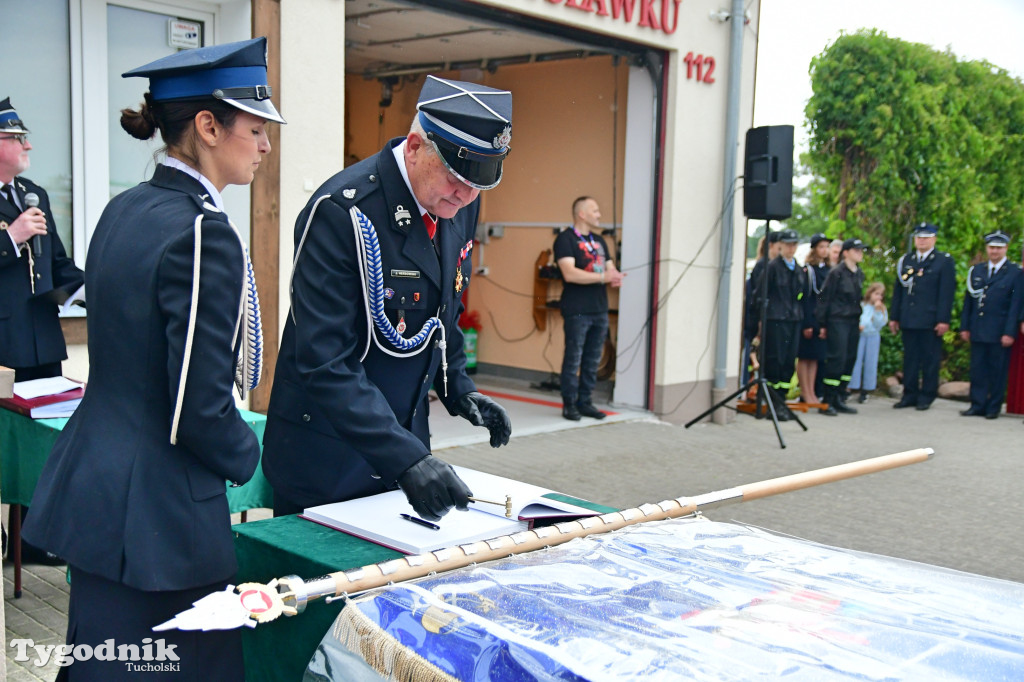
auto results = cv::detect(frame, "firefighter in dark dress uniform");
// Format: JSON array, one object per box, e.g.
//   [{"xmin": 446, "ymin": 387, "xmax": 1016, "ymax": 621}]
[
  {"xmin": 751, "ymin": 229, "xmax": 811, "ymax": 420},
  {"xmin": 23, "ymin": 38, "xmax": 283, "ymax": 681},
  {"xmin": 959, "ymin": 230, "xmax": 1024, "ymax": 419},
  {"xmin": 262, "ymin": 77, "xmax": 512, "ymax": 521},
  {"xmin": 890, "ymin": 222, "xmax": 956, "ymax": 410},
  {"xmin": 0, "ymin": 97, "xmax": 85, "ymax": 381},
  {"xmin": 816, "ymin": 238, "xmax": 866, "ymax": 415}
]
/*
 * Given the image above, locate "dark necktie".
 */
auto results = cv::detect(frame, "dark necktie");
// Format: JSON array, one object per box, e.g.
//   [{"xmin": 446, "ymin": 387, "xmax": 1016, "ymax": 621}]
[{"xmin": 1, "ymin": 184, "xmax": 16, "ymax": 209}]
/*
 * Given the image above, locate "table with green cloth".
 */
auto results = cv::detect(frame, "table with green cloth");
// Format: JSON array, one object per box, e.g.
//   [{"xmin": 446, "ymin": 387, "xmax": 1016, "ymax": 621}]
[
  {"xmin": 233, "ymin": 497, "xmax": 618, "ymax": 682},
  {"xmin": 0, "ymin": 407, "xmax": 270, "ymax": 596}
]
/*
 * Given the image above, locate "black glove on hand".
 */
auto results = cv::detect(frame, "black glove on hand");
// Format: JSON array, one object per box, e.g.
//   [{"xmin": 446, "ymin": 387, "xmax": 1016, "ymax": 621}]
[
  {"xmin": 454, "ymin": 391, "xmax": 512, "ymax": 448},
  {"xmin": 397, "ymin": 455, "xmax": 472, "ymax": 521}
]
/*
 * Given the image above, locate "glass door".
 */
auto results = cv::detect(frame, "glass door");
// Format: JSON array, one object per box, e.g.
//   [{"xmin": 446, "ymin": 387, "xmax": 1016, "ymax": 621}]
[{"xmin": 107, "ymin": 4, "xmax": 207, "ymax": 197}]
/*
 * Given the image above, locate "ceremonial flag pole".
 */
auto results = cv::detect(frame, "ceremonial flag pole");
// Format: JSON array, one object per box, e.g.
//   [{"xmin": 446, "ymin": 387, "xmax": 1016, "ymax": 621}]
[{"xmin": 156, "ymin": 448, "xmax": 933, "ymax": 631}]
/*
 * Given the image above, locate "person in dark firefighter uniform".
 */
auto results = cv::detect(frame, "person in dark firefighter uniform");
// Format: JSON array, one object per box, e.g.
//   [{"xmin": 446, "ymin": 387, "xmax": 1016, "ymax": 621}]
[
  {"xmin": 751, "ymin": 228, "xmax": 811, "ymax": 420},
  {"xmin": 890, "ymin": 222, "xmax": 956, "ymax": 410},
  {"xmin": 263, "ymin": 76, "xmax": 512, "ymax": 521},
  {"xmin": 816, "ymin": 238, "xmax": 866, "ymax": 415},
  {"xmin": 959, "ymin": 230, "xmax": 1024, "ymax": 419},
  {"xmin": 23, "ymin": 38, "xmax": 283, "ymax": 680}
]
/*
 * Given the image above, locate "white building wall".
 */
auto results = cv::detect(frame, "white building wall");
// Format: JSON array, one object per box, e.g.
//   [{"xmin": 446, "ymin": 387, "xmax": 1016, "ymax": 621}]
[{"xmin": 278, "ymin": 1, "xmax": 348, "ymax": 336}]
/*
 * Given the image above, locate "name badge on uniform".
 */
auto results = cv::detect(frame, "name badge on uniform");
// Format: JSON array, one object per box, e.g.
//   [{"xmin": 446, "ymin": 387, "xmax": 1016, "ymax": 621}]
[{"xmin": 391, "ymin": 269, "xmax": 420, "ymax": 279}]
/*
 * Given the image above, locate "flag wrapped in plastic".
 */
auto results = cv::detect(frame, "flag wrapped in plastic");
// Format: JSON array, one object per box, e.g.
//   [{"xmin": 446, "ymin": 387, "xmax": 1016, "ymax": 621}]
[{"xmin": 305, "ymin": 517, "xmax": 1024, "ymax": 681}]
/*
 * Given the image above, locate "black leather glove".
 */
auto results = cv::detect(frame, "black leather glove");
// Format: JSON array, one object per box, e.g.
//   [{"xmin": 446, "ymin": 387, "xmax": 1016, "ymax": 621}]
[
  {"xmin": 397, "ymin": 455, "xmax": 472, "ymax": 521},
  {"xmin": 453, "ymin": 391, "xmax": 511, "ymax": 448}
]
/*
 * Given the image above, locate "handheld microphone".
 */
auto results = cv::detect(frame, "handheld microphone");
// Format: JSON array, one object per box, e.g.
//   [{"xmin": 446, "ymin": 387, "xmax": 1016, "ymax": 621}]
[{"xmin": 25, "ymin": 192, "xmax": 42, "ymax": 256}]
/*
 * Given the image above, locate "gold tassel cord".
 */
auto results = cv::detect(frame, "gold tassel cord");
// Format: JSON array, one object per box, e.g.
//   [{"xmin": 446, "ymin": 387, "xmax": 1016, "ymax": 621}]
[{"xmin": 248, "ymin": 448, "xmax": 933, "ymax": 625}]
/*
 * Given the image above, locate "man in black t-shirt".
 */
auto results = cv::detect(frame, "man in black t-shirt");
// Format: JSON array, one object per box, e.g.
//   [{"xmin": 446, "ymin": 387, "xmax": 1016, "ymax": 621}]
[{"xmin": 554, "ymin": 196, "xmax": 624, "ymax": 420}]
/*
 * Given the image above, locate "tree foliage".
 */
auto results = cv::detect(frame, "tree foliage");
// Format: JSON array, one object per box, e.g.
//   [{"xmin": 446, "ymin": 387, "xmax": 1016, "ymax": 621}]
[{"xmin": 803, "ymin": 30, "xmax": 1024, "ymax": 379}]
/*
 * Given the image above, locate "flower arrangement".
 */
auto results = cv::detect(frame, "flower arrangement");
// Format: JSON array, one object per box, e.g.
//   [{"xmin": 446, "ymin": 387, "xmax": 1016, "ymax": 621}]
[{"xmin": 458, "ymin": 310, "xmax": 482, "ymax": 332}]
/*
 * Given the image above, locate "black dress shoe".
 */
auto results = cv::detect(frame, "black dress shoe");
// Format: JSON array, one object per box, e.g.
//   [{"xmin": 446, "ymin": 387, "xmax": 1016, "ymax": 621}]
[
  {"xmin": 562, "ymin": 404, "xmax": 581, "ymax": 421},
  {"xmin": 893, "ymin": 400, "xmax": 915, "ymax": 409},
  {"xmin": 961, "ymin": 407, "xmax": 985, "ymax": 416},
  {"xmin": 834, "ymin": 403, "xmax": 858, "ymax": 414},
  {"xmin": 576, "ymin": 403, "xmax": 607, "ymax": 420},
  {"xmin": 857, "ymin": 391, "xmax": 867, "ymax": 403},
  {"xmin": 985, "ymin": 413, "xmax": 999, "ymax": 420},
  {"xmin": 818, "ymin": 405, "xmax": 837, "ymax": 416},
  {"xmin": 915, "ymin": 403, "xmax": 931, "ymax": 411}
]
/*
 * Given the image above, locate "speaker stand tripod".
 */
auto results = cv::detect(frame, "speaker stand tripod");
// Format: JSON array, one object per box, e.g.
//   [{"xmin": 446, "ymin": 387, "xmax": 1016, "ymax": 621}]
[{"xmin": 684, "ymin": 220, "xmax": 807, "ymax": 448}]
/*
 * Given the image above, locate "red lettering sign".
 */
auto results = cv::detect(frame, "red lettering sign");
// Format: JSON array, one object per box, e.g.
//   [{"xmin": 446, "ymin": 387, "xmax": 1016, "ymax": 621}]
[
  {"xmin": 637, "ymin": 0, "xmax": 659, "ymax": 29},
  {"xmin": 548, "ymin": 0, "xmax": 682, "ymax": 36},
  {"xmin": 609, "ymin": 0, "xmax": 636, "ymax": 23}
]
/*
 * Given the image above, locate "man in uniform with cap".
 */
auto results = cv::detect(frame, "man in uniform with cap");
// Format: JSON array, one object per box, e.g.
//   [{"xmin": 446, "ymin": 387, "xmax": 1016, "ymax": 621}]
[
  {"xmin": 0, "ymin": 98, "xmax": 84, "ymax": 382},
  {"xmin": 816, "ymin": 238, "xmax": 866, "ymax": 415},
  {"xmin": 750, "ymin": 228, "xmax": 811, "ymax": 419},
  {"xmin": 889, "ymin": 222, "xmax": 956, "ymax": 410},
  {"xmin": 263, "ymin": 76, "xmax": 512, "ymax": 521},
  {"xmin": 958, "ymin": 230, "xmax": 1024, "ymax": 419},
  {"xmin": 1, "ymin": 98, "xmax": 84, "ymax": 565}
]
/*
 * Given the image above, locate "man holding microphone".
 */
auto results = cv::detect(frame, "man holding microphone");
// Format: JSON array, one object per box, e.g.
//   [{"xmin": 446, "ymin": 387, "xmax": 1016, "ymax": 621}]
[{"xmin": 0, "ymin": 97, "xmax": 84, "ymax": 382}]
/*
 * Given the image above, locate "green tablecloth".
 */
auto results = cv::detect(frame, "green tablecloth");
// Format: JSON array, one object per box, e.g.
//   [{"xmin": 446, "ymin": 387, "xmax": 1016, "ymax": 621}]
[
  {"xmin": 233, "ymin": 496, "xmax": 619, "ymax": 682},
  {"xmin": 0, "ymin": 407, "xmax": 271, "ymax": 512}
]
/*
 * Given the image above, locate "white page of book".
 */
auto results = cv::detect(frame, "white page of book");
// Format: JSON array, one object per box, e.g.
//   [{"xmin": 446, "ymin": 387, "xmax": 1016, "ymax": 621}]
[
  {"xmin": 13, "ymin": 376, "xmax": 82, "ymax": 400},
  {"xmin": 303, "ymin": 490, "xmax": 527, "ymax": 555}
]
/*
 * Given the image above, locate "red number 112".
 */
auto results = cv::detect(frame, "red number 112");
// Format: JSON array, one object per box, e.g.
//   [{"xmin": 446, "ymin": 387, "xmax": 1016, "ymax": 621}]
[{"xmin": 684, "ymin": 52, "xmax": 716, "ymax": 84}]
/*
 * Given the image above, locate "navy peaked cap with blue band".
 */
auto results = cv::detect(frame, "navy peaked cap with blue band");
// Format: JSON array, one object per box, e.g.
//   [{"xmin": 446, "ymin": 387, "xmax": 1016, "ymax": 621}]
[
  {"xmin": 913, "ymin": 222, "xmax": 939, "ymax": 237},
  {"xmin": 122, "ymin": 37, "xmax": 284, "ymax": 124},
  {"xmin": 416, "ymin": 75, "xmax": 512, "ymax": 190},
  {"xmin": 984, "ymin": 230, "xmax": 1010, "ymax": 246},
  {"xmin": 0, "ymin": 97, "xmax": 30, "ymax": 134}
]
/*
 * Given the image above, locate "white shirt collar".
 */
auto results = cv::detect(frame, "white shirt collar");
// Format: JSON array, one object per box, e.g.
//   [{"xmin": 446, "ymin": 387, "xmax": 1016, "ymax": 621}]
[
  {"xmin": 391, "ymin": 141, "xmax": 428, "ymax": 218},
  {"xmin": 161, "ymin": 157, "xmax": 225, "ymax": 212},
  {"xmin": 916, "ymin": 248, "xmax": 934, "ymax": 261},
  {"xmin": 989, "ymin": 257, "xmax": 1007, "ymax": 272}
]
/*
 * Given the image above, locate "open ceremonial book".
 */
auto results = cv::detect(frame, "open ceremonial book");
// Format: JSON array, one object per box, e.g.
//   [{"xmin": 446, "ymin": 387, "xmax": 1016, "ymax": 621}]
[{"xmin": 301, "ymin": 466, "xmax": 602, "ymax": 555}]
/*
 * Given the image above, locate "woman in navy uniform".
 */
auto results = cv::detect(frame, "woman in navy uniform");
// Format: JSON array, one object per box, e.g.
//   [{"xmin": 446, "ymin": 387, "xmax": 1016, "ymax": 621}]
[
  {"xmin": 23, "ymin": 38, "xmax": 284, "ymax": 681},
  {"xmin": 816, "ymin": 239, "xmax": 866, "ymax": 415},
  {"xmin": 795, "ymin": 233, "xmax": 831, "ymax": 404},
  {"xmin": 263, "ymin": 76, "xmax": 511, "ymax": 520},
  {"xmin": 959, "ymin": 230, "xmax": 1024, "ymax": 419},
  {"xmin": 889, "ymin": 222, "xmax": 956, "ymax": 410}
]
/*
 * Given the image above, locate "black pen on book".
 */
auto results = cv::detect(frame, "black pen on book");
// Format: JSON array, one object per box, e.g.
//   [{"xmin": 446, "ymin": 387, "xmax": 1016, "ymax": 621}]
[{"xmin": 400, "ymin": 513, "xmax": 440, "ymax": 531}]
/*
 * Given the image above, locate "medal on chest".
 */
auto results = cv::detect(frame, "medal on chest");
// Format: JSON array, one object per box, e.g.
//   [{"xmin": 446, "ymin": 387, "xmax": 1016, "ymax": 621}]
[{"xmin": 455, "ymin": 240, "xmax": 473, "ymax": 294}]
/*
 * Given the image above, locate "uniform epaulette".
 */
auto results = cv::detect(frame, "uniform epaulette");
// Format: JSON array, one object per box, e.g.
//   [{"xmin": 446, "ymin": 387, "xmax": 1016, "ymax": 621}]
[{"xmin": 330, "ymin": 171, "xmax": 382, "ymax": 208}]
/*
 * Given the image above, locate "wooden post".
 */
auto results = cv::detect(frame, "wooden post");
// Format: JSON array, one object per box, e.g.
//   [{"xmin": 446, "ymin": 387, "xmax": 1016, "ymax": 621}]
[{"xmin": 249, "ymin": 0, "xmax": 282, "ymax": 414}]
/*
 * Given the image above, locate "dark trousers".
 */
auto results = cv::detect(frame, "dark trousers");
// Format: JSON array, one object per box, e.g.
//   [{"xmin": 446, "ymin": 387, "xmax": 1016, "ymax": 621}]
[
  {"xmin": 560, "ymin": 312, "xmax": 608, "ymax": 405},
  {"xmin": 58, "ymin": 566, "xmax": 243, "ymax": 681},
  {"xmin": 822, "ymin": 318, "xmax": 860, "ymax": 398},
  {"xmin": 763, "ymin": 320, "xmax": 799, "ymax": 397},
  {"xmin": 13, "ymin": 361, "xmax": 63, "ymax": 382},
  {"xmin": 901, "ymin": 328, "xmax": 942, "ymax": 406},
  {"xmin": 969, "ymin": 341, "xmax": 1013, "ymax": 416}
]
